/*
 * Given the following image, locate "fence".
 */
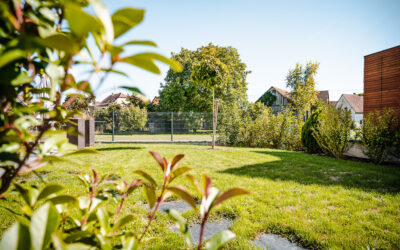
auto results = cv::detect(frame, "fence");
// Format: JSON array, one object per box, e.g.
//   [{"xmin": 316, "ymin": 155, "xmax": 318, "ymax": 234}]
[{"xmin": 93, "ymin": 111, "xmax": 214, "ymax": 142}]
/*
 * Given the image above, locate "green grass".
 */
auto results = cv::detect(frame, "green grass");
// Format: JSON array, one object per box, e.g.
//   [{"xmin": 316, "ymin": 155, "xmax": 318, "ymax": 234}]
[
  {"xmin": 95, "ymin": 133, "xmax": 212, "ymax": 141},
  {"xmin": 1, "ymin": 144, "xmax": 399, "ymax": 249}
]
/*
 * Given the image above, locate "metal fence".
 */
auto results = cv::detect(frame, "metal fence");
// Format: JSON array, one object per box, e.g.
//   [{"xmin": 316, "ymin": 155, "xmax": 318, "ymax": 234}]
[{"xmin": 94, "ymin": 111, "xmax": 214, "ymax": 142}]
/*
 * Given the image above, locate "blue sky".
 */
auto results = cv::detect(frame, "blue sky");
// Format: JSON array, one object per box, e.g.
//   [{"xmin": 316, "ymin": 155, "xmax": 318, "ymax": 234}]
[{"xmin": 91, "ymin": 0, "xmax": 400, "ymax": 102}]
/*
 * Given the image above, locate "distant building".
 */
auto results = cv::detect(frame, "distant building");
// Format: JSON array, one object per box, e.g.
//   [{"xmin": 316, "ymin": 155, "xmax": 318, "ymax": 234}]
[
  {"xmin": 336, "ymin": 94, "xmax": 363, "ymax": 126},
  {"xmin": 95, "ymin": 93, "xmax": 129, "ymax": 109},
  {"xmin": 364, "ymin": 45, "xmax": 400, "ymax": 117},
  {"xmin": 257, "ymin": 86, "xmax": 330, "ymax": 118}
]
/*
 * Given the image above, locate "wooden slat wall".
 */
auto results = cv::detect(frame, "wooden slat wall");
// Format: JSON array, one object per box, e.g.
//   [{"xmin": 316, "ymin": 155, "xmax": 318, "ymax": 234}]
[{"xmin": 364, "ymin": 45, "xmax": 400, "ymax": 117}]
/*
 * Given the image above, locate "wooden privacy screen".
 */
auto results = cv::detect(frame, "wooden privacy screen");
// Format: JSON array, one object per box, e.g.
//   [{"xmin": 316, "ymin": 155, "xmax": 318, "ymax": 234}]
[{"xmin": 364, "ymin": 45, "xmax": 400, "ymax": 117}]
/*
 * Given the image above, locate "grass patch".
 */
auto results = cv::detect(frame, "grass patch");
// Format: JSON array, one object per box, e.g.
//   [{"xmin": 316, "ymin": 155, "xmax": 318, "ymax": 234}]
[{"xmin": 1, "ymin": 144, "xmax": 399, "ymax": 249}]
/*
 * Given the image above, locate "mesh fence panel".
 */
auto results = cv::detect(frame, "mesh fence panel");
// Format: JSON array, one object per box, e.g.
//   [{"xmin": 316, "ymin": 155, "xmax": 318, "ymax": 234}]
[{"xmin": 94, "ymin": 111, "xmax": 214, "ymax": 142}]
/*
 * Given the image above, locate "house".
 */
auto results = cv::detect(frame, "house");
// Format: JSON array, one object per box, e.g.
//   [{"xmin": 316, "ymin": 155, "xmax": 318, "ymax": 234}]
[
  {"xmin": 257, "ymin": 86, "xmax": 330, "ymax": 116},
  {"xmin": 95, "ymin": 93, "xmax": 129, "ymax": 109},
  {"xmin": 336, "ymin": 94, "xmax": 363, "ymax": 126},
  {"xmin": 364, "ymin": 45, "xmax": 400, "ymax": 118}
]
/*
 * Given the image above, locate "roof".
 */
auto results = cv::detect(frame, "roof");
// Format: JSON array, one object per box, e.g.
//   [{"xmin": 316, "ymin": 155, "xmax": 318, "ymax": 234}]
[
  {"xmin": 330, "ymin": 101, "xmax": 338, "ymax": 106},
  {"xmin": 317, "ymin": 91, "xmax": 329, "ymax": 103},
  {"xmin": 151, "ymin": 96, "xmax": 160, "ymax": 105},
  {"xmin": 271, "ymin": 86, "xmax": 290, "ymax": 99},
  {"xmin": 342, "ymin": 94, "xmax": 363, "ymax": 113},
  {"xmin": 100, "ymin": 93, "xmax": 128, "ymax": 105}
]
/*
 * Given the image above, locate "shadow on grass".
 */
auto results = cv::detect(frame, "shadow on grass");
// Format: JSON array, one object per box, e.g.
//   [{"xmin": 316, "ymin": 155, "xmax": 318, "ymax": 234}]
[
  {"xmin": 221, "ymin": 150, "xmax": 400, "ymax": 194},
  {"xmin": 97, "ymin": 146, "xmax": 143, "ymax": 151}
]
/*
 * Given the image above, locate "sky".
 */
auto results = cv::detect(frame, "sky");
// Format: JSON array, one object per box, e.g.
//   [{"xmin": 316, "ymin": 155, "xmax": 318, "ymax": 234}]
[{"xmin": 90, "ymin": 0, "xmax": 400, "ymax": 103}]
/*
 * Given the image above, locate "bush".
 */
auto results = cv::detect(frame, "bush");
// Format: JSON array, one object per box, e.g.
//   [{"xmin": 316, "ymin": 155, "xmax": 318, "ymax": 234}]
[
  {"xmin": 301, "ymin": 109, "xmax": 323, "ymax": 153},
  {"xmin": 359, "ymin": 109, "xmax": 398, "ymax": 164},
  {"xmin": 120, "ymin": 105, "xmax": 148, "ymax": 132},
  {"xmin": 218, "ymin": 101, "xmax": 249, "ymax": 145},
  {"xmin": 312, "ymin": 105, "xmax": 352, "ymax": 158}
]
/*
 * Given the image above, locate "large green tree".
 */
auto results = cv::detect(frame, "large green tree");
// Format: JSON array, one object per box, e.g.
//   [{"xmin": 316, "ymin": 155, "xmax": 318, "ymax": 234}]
[
  {"xmin": 286, "ymin": 61, "xmax": 319, "ymax": 117},
  {"xmin": 158, "ymin": 44, "xmax": 250, "ymax": 112}
]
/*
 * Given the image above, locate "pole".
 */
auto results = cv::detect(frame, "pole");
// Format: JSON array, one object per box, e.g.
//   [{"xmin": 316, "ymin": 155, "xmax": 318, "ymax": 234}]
[
  {"xmin": 171, "ymin": 112, "xmax": 174, "ymax": 142},
  {"xmin": 212, "ymin": 89, "xmax": 215, "ymax": 149},
  {"xmin": 112, "ymin": 110, "xmax": 115, "ymax": 142}
]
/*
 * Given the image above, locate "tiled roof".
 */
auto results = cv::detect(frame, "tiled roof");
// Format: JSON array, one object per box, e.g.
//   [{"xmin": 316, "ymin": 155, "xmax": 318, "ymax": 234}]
[
  {"xmin": 330, "ymin": 101, "xmax": 338, "ymax": 106},
  {"xmin": 100, "ymin": 93, "xmax": 127, "ymax": 105},
  {"xmin": 317, "ymin": 90, "xmax": 329, "ymax": 103},
  {"xmin": 271, "ymin": 86, "xmax": 290, "ymax": 99},
  {"xmin": 342, "ymin": 94, "xmax": 363, "ymax": 113}
]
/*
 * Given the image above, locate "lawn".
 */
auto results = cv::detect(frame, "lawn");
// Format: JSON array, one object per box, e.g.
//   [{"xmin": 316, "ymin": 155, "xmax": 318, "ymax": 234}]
[
  {"xmin": 95, "ymin": 133, "xmax": 212, "ymax": 142},
  {"xmin": 1, "ymin": 144, "xmax": 399, "ymax": 249}
]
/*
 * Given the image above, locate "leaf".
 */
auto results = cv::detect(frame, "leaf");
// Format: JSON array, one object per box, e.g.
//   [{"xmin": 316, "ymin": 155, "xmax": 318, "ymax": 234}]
[
  {"xmin": 11, "ymin": 71, "xmax": 32, "ymax": 86},
  {"xmin": 123, "ymin": 236, "xmax": 138, "ymax": 250},
  {"xmin": 65, "ymin": 4, "xmax": 102, "ymax": 38},
  {"xmin": 0, "ymin": 49, "xmax": 25, "ymax": 68},
  {"xmin": 127, "ymin": 179, "xmax": 142, "ymax": 195},
  {"xmin": 30, "ymin": 203, "xmax": 60, "ymax": 250},
  {"xmin": 168, "ymin": 167, "xmax": 192, "ymax": 184},
  {"xmin": 89, "ymin": 0, "xmax": 114, "ymax": 44},
  {"xmin": 123, "ymin": 40, "xmax": 157, "ymax": 47},
  {"xmin": 170, "ymin": 154, "xmax": 184, "ymax": 171},
  {"xmin": 112, "ymin": 8, "xmax": 145, "ymax": 38},
  {"xmin": 202, "ymin": 174, "xmax": 212, "ymax": 199},
  {"xmin": 47, "ymin": 195, "xmax": 78, "ymax": 206},
  {"xmin": 148, "ymin": 151, "xmax": 165, "ymax": 172},
  {"xmin": 36, "ymin": 33, "xmax": 78, "ymax": 54},
  {"xmin": 52, "ymin": 233, "xmax": 92, "ymax": 250},
  {"xmin": 120, "ymin": 86, "xmax": 143, "ymax": 95},
  {"xmin": 112, "ymin": 214, "xmax": 135, "ymax": 233},
  {"xmin": 13, "ymin": 183, "xmax": 31, "ymax": 207},
  {"xmin": 121, "ymin": 53, "xmax": 182, "ymax": 74},
  {"xmin": 202, "ymin": 230, "xmax": 235, "ymax": 250},
  {"xmin": 213, "ymin": 188, "xmax": 249, "ymax": 208},
  {"xmin": 186, "ymin": 174, "xmax": 202, "ymax": 197},
  {"xmin": 165, "ymin": 209, "xmax": 192, "ymax": 248},
  {"xmin": 37, "ymin": 184, "xmax": 64, "ymax": 201},
  {"xmin": 0, "ymin": 222, "xmax": 31, "ymax": 250},
  {"xmin": 133, "ymin": 170, "xmax": 157, "ymax": 187},
  {"xmin": 143, "ymin": 185, "xmax": 156, "ymax": 209},
  {"xmin": 166, "ymin": 186, "xmax": 196, "ymax": 209},
  {"xmin": 96, "ymin": 207, "xmax": 111, "ymax": 236}
]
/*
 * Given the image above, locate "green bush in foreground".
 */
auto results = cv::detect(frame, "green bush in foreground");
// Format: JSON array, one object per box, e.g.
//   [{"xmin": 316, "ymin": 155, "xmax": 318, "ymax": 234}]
[
  {"xmin": 358, "ymin": 109, "xmax": 398, "ymax": 164},
  {"xmin": 0, "ymin": 152, "xmax": 248, "ymax": 249},
  {"xmin": 312, "ymin": 105, "xmax": 352, "ymax": 158}
]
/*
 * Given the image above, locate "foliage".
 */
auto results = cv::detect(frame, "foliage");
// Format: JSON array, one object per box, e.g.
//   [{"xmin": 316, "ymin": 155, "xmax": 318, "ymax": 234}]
[
  {"xmin": 218, "ymin": 101, "xmax": 248, "ymax": 146},
  {"xmin": 312, "ymin": 105, "xmax": 352, "ymax": 158},
  {"xmin": 0, "ymin": 0, "xmax": 182, "ymax": 195},
  {"xmin": 127, "ymin": 94, "xmax": 148, "ymax": 109},
  {"xmin": 158, "ymin": 44, "xmax": 250, "ymax": 112},
  {"xmin": 0, "ymin": 152, "xmax": 248, "ymax": 249},
  {"xmin": 286, "ymin": 62, "xmax": 320, "ymax": 117},
  {"xmin": 358, "ymin": 109, "xmax": 398, "ymax": 164},
  {"xmin": 301, "ymin": 109, "xmax": 323, "ymax": 153},
  {"xmin": 120, "ymin": 105, "xmax": 148, "ymax": 132},
  {"xmin": 64, "ymin": 94, "xmax": 94, "ymax": 113},
  {"xmin": 257, "ymin": 91, "xmax": 277, "ymax": 106}
]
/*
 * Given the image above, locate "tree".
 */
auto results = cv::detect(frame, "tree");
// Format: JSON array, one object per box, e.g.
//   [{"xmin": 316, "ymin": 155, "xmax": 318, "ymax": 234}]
[
  {"xmin": 64, "ymin": 94, "xmax": 94, "ymax": 113},
  {"xmin": 257, "ymin": 91, "xmax": 277, "ymax": 106},
  {"xmin": 158, "ymin": 44, "xmax": 250, "ymax": 112},
  {"xmin": 127, "ymin": 94, "xmax": 147, "ymax": 108},
  {"xmin": 286, "ymin": 62, "xmax": 320, "ymax": 117},
  {"xmin": 120, "ymin": 105, "xmax": 148, "ymax": 132}
]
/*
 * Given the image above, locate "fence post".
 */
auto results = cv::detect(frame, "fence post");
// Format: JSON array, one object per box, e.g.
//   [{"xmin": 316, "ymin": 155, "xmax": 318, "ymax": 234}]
[
  {"xmin": 112, "ymin": 110, "xmax": 115, "ymax": 142},
  {"xmin": 171, "ymin": 112, "xmax": 174, "ymax": 142}
]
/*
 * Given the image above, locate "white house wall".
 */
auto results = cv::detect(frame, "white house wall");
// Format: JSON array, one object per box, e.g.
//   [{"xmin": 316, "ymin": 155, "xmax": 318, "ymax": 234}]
[{"xmin": 336, "ymin": 96, "xmax": 363, "ymax": 127}]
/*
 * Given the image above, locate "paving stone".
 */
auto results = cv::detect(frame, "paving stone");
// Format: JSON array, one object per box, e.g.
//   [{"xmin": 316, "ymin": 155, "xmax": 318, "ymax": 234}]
[
  {"xmin": 159, "ymin": 201, "xmax": 193, "ymax": 212},
  {"xmin": 252, "ymin": 233, "xmax": 305, "ymax": 250},
  {"xmin": 172, "ymin": 220, "xmax": 232, "ymax": 246}
]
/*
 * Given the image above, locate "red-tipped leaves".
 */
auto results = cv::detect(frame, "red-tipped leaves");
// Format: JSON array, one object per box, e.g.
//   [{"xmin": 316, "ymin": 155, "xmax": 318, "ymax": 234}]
[
  {"xmin": 186, "ymin": 174, "xmax": 202, "ymax": 197},
  {"xmin": 92, "ymin": 169, "xmax": 98, "ymax": 184},
  {"xmin": 168, "ymin": 167, "xmax": 191, "ymax": 184},
  {"xmin": 166, "ymin": 186, "xmax": 196, "ymax": 209},
  {"xmin": 149, "ymin": 151, "xmax": 165, "ymax": 172},
  {"xmin": 170, "ymin": 154, "xmax": 184, "ymax": 171},
  {"xmin": 133, "ymin": 170, "xmax": 157, "ymax": 187},
  {"xmin": 202, "ymin": 174, "xmax": 212, "ymax": 199},
  {"xmin": 213, "ymin": 188, "xmax": 249, "ymax": 208}
]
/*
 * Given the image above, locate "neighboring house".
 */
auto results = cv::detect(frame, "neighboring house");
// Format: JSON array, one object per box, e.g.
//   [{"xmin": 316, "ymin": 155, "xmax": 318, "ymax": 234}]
[
  {"xmin": 336, "ymin": 94, "xmax": 363, "ymax": 126},
  {"xmin": 330, "ymin": 101, "xmax": 338, "ymax": 107},
  {"xmin": 257, "ymin": 86, "xmax": 330, "ymax": 117},
  {"xmin": 95, "ymin": 93, "xmax": 129, "ymax": 109},
  {"xmin": 151, "ymin": 96, "xmax": 160, "ymax": 106},
  {"xmin": 364, "ymin": 45, "xmax": 400, "ymax": 117}
]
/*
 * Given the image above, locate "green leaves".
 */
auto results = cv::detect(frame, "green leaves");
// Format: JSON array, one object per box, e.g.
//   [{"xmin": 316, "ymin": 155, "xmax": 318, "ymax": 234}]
[
  {"xmin": 0, "ymin": 49, "xmax": 26, "ymax": 68},
  {"xmin": 112, "ymin": 8, "xmax": 145, "ymax": 39},
  {"xmin": 212, "ymin": 188, "xmax": 249, "ymax": 208},
  {"xmin": 203, "ymin": 230, "xmax": 235, "ymax": 250},
  {"xmin": 166, "ymin": 186, "xmax": 196, "ymax": 209},
  {"xmin": 0, "ymin": 223, "xmax": 31, "ymax": 250},
  {"xmin": 168, "ymin": 167, "xmax": 192, "ymax": 184},
  {"xmin": 143, "ymin": 184, "xmax": 156, "ymax": 209},
  {"xmin": 30, "ymin": 203, "xmax": 60, "ymax": 250},
  {"xmin": 65, "ymin": 4, "xmax": 102, "ymax": 38},
  {"xmin": 89, "ymin": 0, "xmax": 114, "ymax": 45},
  {"xmin": 37, "ymin": 184, "xmax": 64, "ymax": 201},
  {"xmin": 133, "ymin": 170, "xmax": 157, "ymax": 187},
  {"xmin": 165, "ymin": 209, "xmax": 192, "ymax": 248},
  {"xmin": 121, "ymin": 53, "xmax": 183, "ymax": 74},
  {"xmin": 36, "ymin": 33, "xmax": 79, "ymax": 54}
]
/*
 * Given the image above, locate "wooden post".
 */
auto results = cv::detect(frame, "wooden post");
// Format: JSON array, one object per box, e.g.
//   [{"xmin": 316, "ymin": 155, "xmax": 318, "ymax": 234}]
[{"xmin": 212, "ymin": 88, "xmax": 215, "ymax": 149}]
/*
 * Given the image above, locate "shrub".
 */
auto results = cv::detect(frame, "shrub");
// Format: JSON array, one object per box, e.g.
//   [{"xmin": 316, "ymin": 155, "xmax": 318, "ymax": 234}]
[
  {"xmin": 359, "ymin": 109, "xmax": 398, "ymax": 164},
  {"xmin": 0, "ymin": 152, "xmax": 248, "ymax": 249},
  {"xmin": 312, "ymin": 105, "xmax": 352, "ymax": 158},
  {"xmin": 301, "ymin": 109, "xmax": 323, "ymax": 153},
  {"xmin": 120, "ymin": 105, "xmax": 148, "ymax": 132},
  {"xmin": 218, "ymin": 101, "xmax": 249, "ymax": 145}
]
